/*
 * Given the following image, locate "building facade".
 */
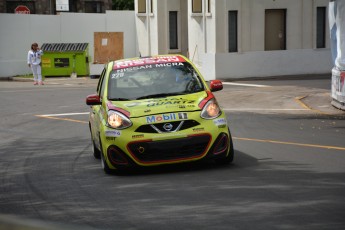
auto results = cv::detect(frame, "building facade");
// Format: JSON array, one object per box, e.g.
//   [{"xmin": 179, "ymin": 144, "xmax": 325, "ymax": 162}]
[
  {"xmin": 135, "ymin": 0, "xmax": 332, "ymax": 79},
  {"xmin": 0, "ymin": 0, "xmax": 112, "ymax": 14}
]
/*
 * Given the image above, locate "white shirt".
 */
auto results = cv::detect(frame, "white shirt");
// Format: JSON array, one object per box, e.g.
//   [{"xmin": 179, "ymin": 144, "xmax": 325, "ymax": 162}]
[{"xmin": 27, "ymin": 49, "xmax": 43, "ymax": 65}]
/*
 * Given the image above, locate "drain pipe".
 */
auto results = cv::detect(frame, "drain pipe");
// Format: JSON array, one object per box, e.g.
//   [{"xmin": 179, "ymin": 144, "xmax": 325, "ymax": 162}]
[
  {"xmin": 147, "ymin": 0, "xmax": 151, "ymax": 56},
  {"xmin": 203, "ymin": 0, "xmax": 207, "ymax": 54}
]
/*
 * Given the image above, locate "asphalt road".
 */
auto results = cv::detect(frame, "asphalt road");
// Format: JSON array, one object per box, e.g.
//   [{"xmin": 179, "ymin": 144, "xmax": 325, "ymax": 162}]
[{"xmin": 0, "ymin": 78, "xmax": 344, "ymax": 230}]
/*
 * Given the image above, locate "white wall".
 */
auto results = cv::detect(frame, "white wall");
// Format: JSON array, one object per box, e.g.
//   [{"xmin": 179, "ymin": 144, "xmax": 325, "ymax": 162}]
[
  {"xmin": 215, "ymin": 49, "xmax": 332, "ymax": 79},
  {"xmin": 0, "ymin": 11, "xmax": 137, "ymax": 78}
]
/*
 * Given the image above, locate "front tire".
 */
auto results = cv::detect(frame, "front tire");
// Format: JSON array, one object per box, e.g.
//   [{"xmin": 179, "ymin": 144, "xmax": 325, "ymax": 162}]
[
  {"xmin": 92, "ymin": 139, "xmax": 101, "ymax": 159},
  {"xmin": 214, "ymin": 134, "xmax": 234, "ymax": 165},
  {"xmin": 89, "ymin": 123, "xmax": 101, "ymax": 159},
  {"xmin": 99, "ymin": 135, "xmax": 116, "ymax": 175},
  {"xmin": 101, "ymin": 151, "xmax": 115, "ymax": 175}
]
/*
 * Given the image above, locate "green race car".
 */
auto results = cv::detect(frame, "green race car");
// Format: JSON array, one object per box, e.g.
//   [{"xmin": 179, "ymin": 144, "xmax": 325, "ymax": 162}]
[{"xmin": 86, "ymin": 55, "xmax": 234, "ymax": 174}]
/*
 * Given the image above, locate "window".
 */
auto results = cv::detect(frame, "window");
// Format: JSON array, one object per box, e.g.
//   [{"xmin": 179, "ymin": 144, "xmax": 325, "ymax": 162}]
[
  {"xmin": 108, "ymin": 62, "xmax": 204, "ymax": 100},
  {"xmin": 169, "ymin": 11, "xmax": 178, "ymax": 49},
  {"xmin": 150, "ymin": 0, "xmax": 153, "ymax": 13},
  {"xmin": 316, "ymin": 7, "xmax": 326, "ymax": 48},
  {"xmin": 98, "ymin": 68, "xmax": 107, "ymax": 98},
  {"xmin": 228, "ymin": 11, "xmax": 238, "ymax": 52},
  {"xmin": 85, "ymin": 1, "xmax": 104, "ymax": 13},
  {"xmin": 138, "ymin": 0, "xmax": 146, "ymax": 13},
  {"xmin": 69, "ymin": 1, "xmax": 77, "ymax": 12},
  {"xmin": 207, "ymin": 0, "xmax": 211, "ymax": 13},
  {"xmin": 192, "ymin": 0, "xmax": 202, "ymax": 13}
]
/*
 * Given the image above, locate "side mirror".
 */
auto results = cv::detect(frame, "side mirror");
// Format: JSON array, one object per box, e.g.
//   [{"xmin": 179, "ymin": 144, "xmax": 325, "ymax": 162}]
[
  {"xmin": 86, "ymin": 94, "xmax": 102, "ymax": 106},
  {"xmin": 209, "ymin": 80, "xmax": 223, "ymax": 92}
]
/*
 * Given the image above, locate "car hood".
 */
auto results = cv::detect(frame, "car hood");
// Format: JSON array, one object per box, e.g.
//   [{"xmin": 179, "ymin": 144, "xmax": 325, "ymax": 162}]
[{"xmin": 108, "ymin": 91, "xmax": 208, "ymax": 118}]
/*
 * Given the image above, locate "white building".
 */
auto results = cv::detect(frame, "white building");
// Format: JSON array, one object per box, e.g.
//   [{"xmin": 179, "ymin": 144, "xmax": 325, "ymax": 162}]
[{"xmin": 135, "ymin": 0, "xmax": 332, "ymax": 80}]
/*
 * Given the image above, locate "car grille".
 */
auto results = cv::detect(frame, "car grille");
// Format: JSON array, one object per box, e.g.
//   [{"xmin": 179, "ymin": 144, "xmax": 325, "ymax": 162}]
[
  {"xmin": 135, "ymin": 120, "xmax": 200, "ymax": 133},
  {"xmin": 127, "ymin": 134, "xmax": 211, "ymax": 163}
]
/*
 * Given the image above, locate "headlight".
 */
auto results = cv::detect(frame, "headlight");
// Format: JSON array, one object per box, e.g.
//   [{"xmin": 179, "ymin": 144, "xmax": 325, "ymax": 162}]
[
  {"xmin": 200, "ymin": 99, "xmax": 221, "ymax": 119},
  {"xmin": 107, "ymin": 110, "xmax": 132, "ymax": 129}
]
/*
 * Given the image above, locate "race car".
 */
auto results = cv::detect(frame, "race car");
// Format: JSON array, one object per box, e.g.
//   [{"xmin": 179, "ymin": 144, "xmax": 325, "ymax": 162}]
[{"xmin": 86, "ymin": 54, "xmax": 234, "ymax": 174}]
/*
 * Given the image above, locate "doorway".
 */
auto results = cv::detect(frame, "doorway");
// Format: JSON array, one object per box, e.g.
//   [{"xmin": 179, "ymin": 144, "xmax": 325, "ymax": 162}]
[
  {"xmin": 265, "ymin": 9, "xmax": 286, "ymax": 51},
  {"xmin": 94, "ymin": 32, "xmax": 123, "ymax": 64}
]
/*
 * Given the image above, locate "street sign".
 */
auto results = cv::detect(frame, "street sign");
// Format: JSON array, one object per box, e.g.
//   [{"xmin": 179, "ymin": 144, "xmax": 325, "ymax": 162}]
[{"xmin": 14, "ymin": 5, "xmax": 30, "ymax": 14}]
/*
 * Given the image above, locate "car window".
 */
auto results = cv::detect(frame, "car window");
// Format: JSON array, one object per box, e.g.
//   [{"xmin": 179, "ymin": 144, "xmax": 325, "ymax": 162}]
[
  {"xmin": 107, "ymin": 62, "xmax": 204, "ymax": 100},
  {"xmin": 97, "ymin": 67, "xmax": 106, "ymax": 95},
  {"xmin": 98, "ymin": 67, "xmax": 108, "ymax": 100}
]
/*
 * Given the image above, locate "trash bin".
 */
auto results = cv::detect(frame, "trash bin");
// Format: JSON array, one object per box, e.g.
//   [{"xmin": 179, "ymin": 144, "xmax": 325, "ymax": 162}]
[{"xmin": 41, "ymin": 43, "xmax": 90, "ymax": 77}]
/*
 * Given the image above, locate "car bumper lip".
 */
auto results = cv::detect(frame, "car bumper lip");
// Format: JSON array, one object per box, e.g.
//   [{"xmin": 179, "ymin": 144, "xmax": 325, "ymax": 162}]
[
  {"xmin": 105, "ymin": 132, "xmax": 230, "ymax": 167},
  {"xmin": 126, "ymin": 133, "xmax": 212, "ymax": 165}
]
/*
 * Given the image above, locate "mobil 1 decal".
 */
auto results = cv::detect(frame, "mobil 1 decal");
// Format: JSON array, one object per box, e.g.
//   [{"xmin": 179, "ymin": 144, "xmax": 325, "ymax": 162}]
[{"xmin": 146, "ymin": 112, "xmax": 188, "ymax": 124}]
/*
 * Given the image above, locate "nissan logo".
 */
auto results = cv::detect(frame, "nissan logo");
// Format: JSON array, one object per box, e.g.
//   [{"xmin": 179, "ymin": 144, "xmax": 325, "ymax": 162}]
[{"xmin": 163, "ymin": 123, "xmax": 173, "ymax": 131}]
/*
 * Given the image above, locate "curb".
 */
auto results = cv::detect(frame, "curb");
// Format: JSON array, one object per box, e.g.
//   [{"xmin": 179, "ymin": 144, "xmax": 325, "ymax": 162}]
[
  {"xmin": 0, "ymin": 76, "xmax": 95, "ymax": 83},
  {"xmin": 332, "ymin": 99, "xmax": 345, "ymax": 111},
  {"xmin": 0, "ymin": 77, "xmax": 33, "ymax": 82},
  {"xmin": 0, "ymin": 77, "xmax": 15, "ymax": 81}
]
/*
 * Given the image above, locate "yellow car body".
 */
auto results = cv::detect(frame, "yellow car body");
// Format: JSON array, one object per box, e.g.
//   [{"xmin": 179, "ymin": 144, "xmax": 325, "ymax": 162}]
[{"xmin": 86, "ymin": 55, "xmax": 234, "ymax": 174}]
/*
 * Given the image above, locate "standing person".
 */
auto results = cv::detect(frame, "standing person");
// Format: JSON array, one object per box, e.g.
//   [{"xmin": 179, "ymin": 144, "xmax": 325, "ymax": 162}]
[{"xmin": 27, "ymin": 43, "xmax": 44, "ymax": 85}]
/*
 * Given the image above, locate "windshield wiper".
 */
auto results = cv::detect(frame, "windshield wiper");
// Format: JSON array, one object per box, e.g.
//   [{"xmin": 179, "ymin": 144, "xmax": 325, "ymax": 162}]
[
  {"xmin": 136, "ymin": 93, "xmax": 181, "ymax": 100},
  {"xmin": 109, "ymin": 98, "xmax": 130, "ymax": 101}
]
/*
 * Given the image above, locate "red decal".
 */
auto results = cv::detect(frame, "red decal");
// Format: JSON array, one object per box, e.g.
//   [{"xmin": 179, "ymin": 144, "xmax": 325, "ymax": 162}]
[
  {"xmin": 198, "ymin": 91, "xmax": 215, "ymax": 109},
  {"xmin": 113, "ymin": 56, "xmax": 186, "ymax": 70},
  {"xmin": 107, "ymin": 102, "xmax": 131, "ymax": 117}
]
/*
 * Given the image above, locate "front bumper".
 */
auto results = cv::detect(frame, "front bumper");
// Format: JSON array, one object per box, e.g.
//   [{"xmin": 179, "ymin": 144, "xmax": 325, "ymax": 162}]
[
  {"xmin": 104, "ymin": 132, "xmax": 230, "ymax": 169},
  {"xmin": 100, "ymin": 112, "xmax": 231, "ymax": 169}
]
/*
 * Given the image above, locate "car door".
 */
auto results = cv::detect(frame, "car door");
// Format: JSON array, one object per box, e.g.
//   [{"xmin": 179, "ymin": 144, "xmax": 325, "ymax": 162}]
[{"xmin": 91, "ymin": 67, "xmax": 107, "ymax": 149}]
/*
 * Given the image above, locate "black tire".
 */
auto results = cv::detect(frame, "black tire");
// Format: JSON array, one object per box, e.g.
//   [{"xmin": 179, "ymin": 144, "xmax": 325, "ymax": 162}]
[
  {"xmin": 89, "ymin": 124, "xmax": 101, "ymax": 159},
  {"xmin": 99, "ymin": 136, "xmax": 116, "ymax": 175},
  {"xmin": 101, "ymin": 151, "xmax": 115, "ymax": 175},
  {"xmin": 92, "ymin": 139, "xmax": 101, "ymax": 159},
  {"xmin": 214, "ymin": 134, "xmax": 234, "ymax": 165}
]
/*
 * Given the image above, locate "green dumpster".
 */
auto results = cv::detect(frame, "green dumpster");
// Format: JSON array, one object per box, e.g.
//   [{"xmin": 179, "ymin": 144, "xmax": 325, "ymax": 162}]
[{"xmin": 41, "ymin": 43, "xmax": 90, "ymax": 77}]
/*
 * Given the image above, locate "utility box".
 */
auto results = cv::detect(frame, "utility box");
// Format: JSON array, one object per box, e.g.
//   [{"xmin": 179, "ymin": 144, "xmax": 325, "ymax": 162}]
[
  {"xmin": 41, "ymin": 43, "xmax": 90, "ymax": 77},
  {"xmin": 331, "ymin": 67, "xmax": 345, "ymax": 110}
]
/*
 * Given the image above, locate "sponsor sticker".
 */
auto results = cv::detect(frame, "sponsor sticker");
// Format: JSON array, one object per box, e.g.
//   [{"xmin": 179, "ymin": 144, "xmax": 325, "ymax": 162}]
[
  {"xmin": 166, "ymin": 105, "xmax": 195, "ymax": 109},
  {"xmin": 193, "ymin": 127, "xmax": 205, "ymax": 132},
  {"xmin": 114, "ymin": 56, "xmax": 185, "ymax": 70},
  {"xmin": 146, "ymin": 112, "xmax": 188, "ymax": 123},
  {"xmin": 125, "ymin": 102, "xmax": 141, "ymax": 107},
  {"xmin": 213, "ymin": 118, "xmax": 227, "ymax": 126},
  {"xmin": 132, "ymin": 134, "xmax": 144, "ymax": 139},
  {"xmin": 105, "ymin": 130, "xmax": 121, "ymax": 137},
  {"xmin": 146, "ymin": 98, "xmax": 195, "ymax": 107}
]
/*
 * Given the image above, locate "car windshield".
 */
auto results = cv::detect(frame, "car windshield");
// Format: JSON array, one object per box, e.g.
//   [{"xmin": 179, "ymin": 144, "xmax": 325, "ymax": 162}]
[{"xmin": 107, "ymin": 62, "xmax": 205, "ymax": 100}]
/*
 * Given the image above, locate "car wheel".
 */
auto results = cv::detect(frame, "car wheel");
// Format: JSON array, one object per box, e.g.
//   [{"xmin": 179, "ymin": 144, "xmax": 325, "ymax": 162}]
[
  {"xmin": 89, "ymin": 124, "xmax": 101, "ymax": 159},
  {"xmin": 99, "ymin": 136, "xmax": 116, "ymax": 175},
  {"xmin": 214, "ymin": 134, "xmax": 234, "ymax": 165},
  {"xmin": 92, "ymin": 139, "xmax": 101, "ymax": 159},
  {"xmin": 100, "ymin": 152, "xmax": 114, "ymax": 175}
]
